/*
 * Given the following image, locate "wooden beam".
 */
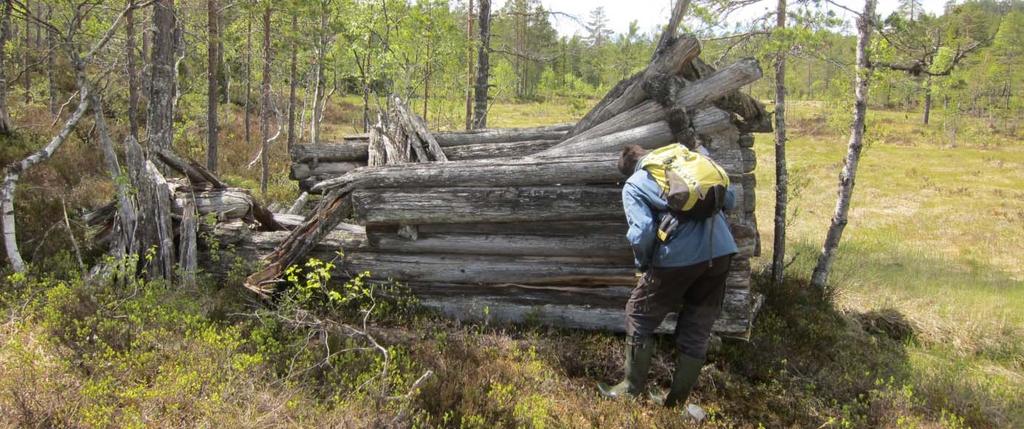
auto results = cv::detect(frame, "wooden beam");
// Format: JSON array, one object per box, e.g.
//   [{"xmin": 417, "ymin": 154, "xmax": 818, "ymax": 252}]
[
  {"xmin": 312, "ymin": 153, "xmax": 622, "ymax": 193},
  {"xmin": 290, "ymin": 161, "xmax": 363, "ymax": 180},
  {"xmin": 350, "ymin": 186, "xmax": 624, "ymax": 225}
]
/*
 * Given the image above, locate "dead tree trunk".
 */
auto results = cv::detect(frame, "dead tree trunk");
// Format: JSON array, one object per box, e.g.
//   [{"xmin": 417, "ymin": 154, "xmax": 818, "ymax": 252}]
[
  {"xmin": 652, "ymin": 0, "xmax": 690, "ymax": 59},
  {"xmin": 22, "ymin": 0, "xmax": 30, "ymax": 104},
  {"xmin": 922, "ymin": 76, "xmax": 932, "ymax": 125},
  {"xmin": 259, "ymin": 5, "xmax": 272, "ymax": 197},
  {"xmin": 148, "ymin": 0, "xmax": 177, "ymax": 154},
  {"xmin": 244, "ymin": 16, "xmax": 252, "ymax": 146},
  {"xmin": 45, "ymin": 5, "xmax": 57, "ymax": 117},
  {"xmin": 89, "ymin": 90, "xmax": 139, "ymax": 258},
  {"xmin": 178, "ymin": 196, "xmax": 198, "ymax": 287},
  {"xmin": 206, "ymin": 0, "xmax": 219, "ymax": 172},
  {"xmin": 464, "ymin": 0, "xmax": 474, "ymax": 130},
  {"xmin": 471, "ymin": 0, "xmax": 490, "ymax": 129},
  {"xmin": 770, "ymin": 0, "xmax": 788, "ymax": 285},
  {"xmin": 811, "ymin": 0, "xmax": 876, "ymax": 289},
  {"xmin": 126, "ymin": 0, "xmax": 140, "ymax": 141},
  {"xmin": 287, "ymin": 13, "xmax": 298, "ymax": 149},
  {"xmin": 0, "ymin": 1, "xmax": 14, "ymax": 134}
]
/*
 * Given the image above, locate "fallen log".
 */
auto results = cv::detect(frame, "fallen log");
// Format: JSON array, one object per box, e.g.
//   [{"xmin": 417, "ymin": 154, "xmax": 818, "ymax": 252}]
[
  {"xmin": 290, "ymin": 161, "xmax": 363, "ymax": 180},
  {"xmin": 350, "ymin": 186, "xmax": 624, "ymax": 226},
  {"xmin": 290, "ymin": 143, "xmax": 369, "ymax": 164},
  {"xmin": 202, "ymin": 221, "xmax": 367, "ymax": 277},
  {"xmin": 244, "ymin": 189, "xmax": 354, "ymax": 296}
]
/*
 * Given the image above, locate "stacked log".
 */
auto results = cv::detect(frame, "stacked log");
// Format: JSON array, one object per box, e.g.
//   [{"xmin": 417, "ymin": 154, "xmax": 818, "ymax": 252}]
[{"xmin": 289, "ymin": 124, "xmax": 573, "ymax": 190}]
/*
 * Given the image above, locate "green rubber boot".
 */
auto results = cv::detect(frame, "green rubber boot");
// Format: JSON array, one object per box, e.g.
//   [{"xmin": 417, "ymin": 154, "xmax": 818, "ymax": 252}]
[
  {"xmin": 597, "ymin": 336, "xmax": 655, "ymax": 399},
  {"xmin": 662, "ymin": 354, "xmax": 705, "ymax": 408}
]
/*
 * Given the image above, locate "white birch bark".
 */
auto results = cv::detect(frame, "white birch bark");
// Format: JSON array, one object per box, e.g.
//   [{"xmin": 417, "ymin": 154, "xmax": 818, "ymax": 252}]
[{"xmin": 811, "ymin": 0, "xmax": 876, "ymax": 288}]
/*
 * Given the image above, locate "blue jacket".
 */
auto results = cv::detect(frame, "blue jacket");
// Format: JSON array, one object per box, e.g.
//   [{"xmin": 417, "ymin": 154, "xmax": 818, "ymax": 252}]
[{"xmin": 622, "ymin": 165, "xmax": 738, "ymax": 270}]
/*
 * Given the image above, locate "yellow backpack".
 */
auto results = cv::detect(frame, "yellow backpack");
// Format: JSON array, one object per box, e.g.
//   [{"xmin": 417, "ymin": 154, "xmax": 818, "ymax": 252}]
[{"xmin": 640, "ymin": 144, "xmax": 730, "ymax": 240}]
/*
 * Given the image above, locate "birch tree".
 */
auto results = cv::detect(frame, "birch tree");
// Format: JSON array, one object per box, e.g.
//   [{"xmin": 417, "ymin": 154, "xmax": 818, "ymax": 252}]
[
  {"xmin": 259, "ymin": 4, "xmax": 272, "ymax": 196},
  {"xmin": 811, "ymin": 0, "xmax": 877, "ymax": 289},
  {"xmin": 771, "ymin": 0, "xmax": 789, "ymax": 284}
]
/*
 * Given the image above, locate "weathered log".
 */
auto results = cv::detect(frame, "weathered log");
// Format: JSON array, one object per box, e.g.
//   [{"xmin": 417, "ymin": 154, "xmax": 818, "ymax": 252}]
[
  {"xmin": 292, "ymin": 138, "xmax": 566, "ymax": 165},
  {"xmin": 244, "ymin": 189, "xmax": 353, "ymax": 296},
  {"xmin": 383, "ymin": 108, "xmax": 415, "ymax": 165},
  {"xmin": 325, "ymin": 124, "xmax": 571, "ymax": 149},
  {"xmin": 290, "ymin": 161, "xmax": 363, "ymax": 180},
  {"xmin": 414, "ymin": 220, "xmax": 626, "ymax": 236},
  {"xmin": 367, "ymin": 123, "xmax": 387, "ymax": 167},
  {"xmin": 178, "ymin": 196, "xmax": 198, "ymax": 287},
  {"xmin": 442, "ymin": 139, "xmax": 561, "ymax": 160},
  {"xmin": 154, "ymin": 148, "xmax": 228, "ymax": 189},
  {"xmin": 351, "ymin": 186, "xmax": 624, "ymax": 226},
  {"xmin": 272, "ymin": 213, "xmax": 306, "ymax": 229},
  {"xmin": 544, "ymin": 58, "xmax": 764, "ymax": 155},
  {"xmin": 290, "ymin": 142, "xmax": 369, "ymax": 163},
  {"xmin": 340, "ymin": 251, "xmax": 635, "ymax": 285},
  {"xmin": 286, "ymin": 192, "xmax": 309, "ymax": 215},
  {"xmin": 536, "ymin": 108, "xmax": 735, "ymax": 157},
  {"xmin": 181, "ymin": 188, "xmax": 254, "ymax": 220},
  {"xmin": 409, "ymin": 282, "xmax": 758, "ymax": 338},
  {"xmin": 367, "ymin": 230, "xmax": 632, "ymax": 260},
  {"xmin": 570, "ymin": 36, "xmax": 701, "ymax": 138},
  {"xmin": 390, "ymin": 95, "xmax": 448, "ymax": 162},
  {"xmin": 312, "ymin": 153, "xmax": 622, "ymax": 193},
  {"xmin": 434, "ymin": 124, "xmax": 572, "ymax": 146},
  {"xmin": 683, "ymin": 57, "xmax": 772, "ymax": 133},
  {"xmin": 143, "ymin": 161, "xmax": 176, "ymax": 278},
  {"xmin": 369, "ymin": 222, "xmax": 755, "ymax": 260}
]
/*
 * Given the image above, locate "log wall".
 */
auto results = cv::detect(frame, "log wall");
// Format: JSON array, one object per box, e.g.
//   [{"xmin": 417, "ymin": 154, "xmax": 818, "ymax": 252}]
[
  {"xmin": 261, "ymin": 46, "xmax": 766, "ymax": 337},
  {"xmin": 261, "ymin": 129, "xmax": 760, "ymax": 337}
]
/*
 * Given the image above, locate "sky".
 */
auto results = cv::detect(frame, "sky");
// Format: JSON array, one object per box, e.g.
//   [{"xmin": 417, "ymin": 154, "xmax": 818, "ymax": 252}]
[{"xmin": 489, "ymin": 0, "xmax": 951, "ymax": 38}]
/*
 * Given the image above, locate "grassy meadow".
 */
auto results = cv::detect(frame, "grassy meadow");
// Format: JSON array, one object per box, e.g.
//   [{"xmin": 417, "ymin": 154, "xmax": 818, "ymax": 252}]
[{"xmin": 1, "ymin": 96, "xmax": 1022, "ymax": 428}]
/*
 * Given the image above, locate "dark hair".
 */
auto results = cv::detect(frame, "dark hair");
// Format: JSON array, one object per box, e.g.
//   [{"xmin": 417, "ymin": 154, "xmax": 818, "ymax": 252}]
[{"xmin": 617, "ymin": 145, "xmax": 649, "ymax": 177}]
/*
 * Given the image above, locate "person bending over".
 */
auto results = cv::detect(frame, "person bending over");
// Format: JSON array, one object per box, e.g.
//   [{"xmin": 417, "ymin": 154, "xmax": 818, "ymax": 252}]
[{"xmin": 599, "ymin": 143, "xmax": 738, "ymax": 409}]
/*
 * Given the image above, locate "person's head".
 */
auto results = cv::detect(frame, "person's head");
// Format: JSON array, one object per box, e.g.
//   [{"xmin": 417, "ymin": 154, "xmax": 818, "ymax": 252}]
[{"xmin": 617, "ymin": 144, "xmax": 649, "ymax": 176}]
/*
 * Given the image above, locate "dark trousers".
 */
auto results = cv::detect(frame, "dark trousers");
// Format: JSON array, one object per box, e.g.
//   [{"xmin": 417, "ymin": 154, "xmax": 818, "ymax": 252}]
[{"xmin": 625, "ymin": 255, "xmax": 733, "ymax": 359}]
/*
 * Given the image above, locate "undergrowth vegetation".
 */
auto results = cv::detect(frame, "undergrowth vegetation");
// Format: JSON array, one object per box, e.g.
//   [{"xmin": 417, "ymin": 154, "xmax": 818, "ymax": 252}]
[{"xmin": 0, "ymin": 252, "xmax": 1004, "ymax": 428}]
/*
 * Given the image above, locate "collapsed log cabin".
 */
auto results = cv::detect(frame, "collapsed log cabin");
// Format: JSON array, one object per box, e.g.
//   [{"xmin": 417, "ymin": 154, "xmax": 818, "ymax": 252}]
[{"xmin": 216, "ymin": 34, "xmax": 772, "ymax": 339}]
